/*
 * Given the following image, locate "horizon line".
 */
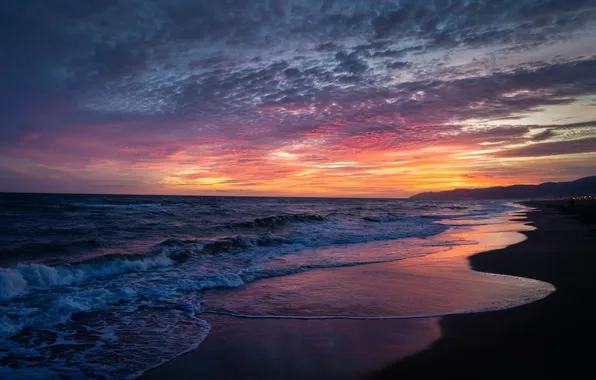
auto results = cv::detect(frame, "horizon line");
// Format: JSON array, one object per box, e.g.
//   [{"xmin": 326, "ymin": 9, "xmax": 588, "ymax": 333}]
[{"xmin": 0, "ymin": 191, "xmax": 414, "ymax": 201}]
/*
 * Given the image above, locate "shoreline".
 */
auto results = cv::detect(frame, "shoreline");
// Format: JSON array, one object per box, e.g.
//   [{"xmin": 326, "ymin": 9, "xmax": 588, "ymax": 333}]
[
  {"xmin": 142, "ymin": 206, "xmax": 555, "ymax": 379},
  {"xmin": 370, "ymin": 200, "xmax": 596, "ymax": 379}
]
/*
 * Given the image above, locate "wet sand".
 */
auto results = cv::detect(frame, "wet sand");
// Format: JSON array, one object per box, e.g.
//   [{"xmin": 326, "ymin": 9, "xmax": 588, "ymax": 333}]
[
  {"xmin": 143, "ymin": 208, "xmax": 555, "ymax": 379},
  {"xmin": 370, "ymin": 199, "xmax": 596, "ymax": 379}
]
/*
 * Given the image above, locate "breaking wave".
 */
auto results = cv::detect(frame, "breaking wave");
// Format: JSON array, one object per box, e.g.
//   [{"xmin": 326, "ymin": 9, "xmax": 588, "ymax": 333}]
[
  {"xmin": 230, "ymin": 213, "xmax": 326, "ymax": 228},
  {"xmin": 0, "ymin": 256, "xmax": 176, "ymax": 302},
  {"xmin": 0, "ymin": 217, "xmax": 445, "ymax": 303}
]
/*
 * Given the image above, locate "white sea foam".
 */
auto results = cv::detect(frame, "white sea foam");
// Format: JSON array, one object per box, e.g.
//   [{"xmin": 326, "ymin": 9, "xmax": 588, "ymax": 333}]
[
  {"xmin": 0, "ymin": 309, "xmax": 211, "ymax": 379},
  {"xmin": 0, "ymin": 269, "xmax": 27, "ymax": 300},
  {"xmin": 0, "ymin": 256, "xmax": 176, "ymax": 301}
]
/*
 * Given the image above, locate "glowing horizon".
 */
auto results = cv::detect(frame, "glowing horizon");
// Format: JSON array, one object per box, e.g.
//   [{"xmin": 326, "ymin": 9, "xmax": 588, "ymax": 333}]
[{"xmin": 1, "ymin": 1, "xmax": 595, "ymax": 197}]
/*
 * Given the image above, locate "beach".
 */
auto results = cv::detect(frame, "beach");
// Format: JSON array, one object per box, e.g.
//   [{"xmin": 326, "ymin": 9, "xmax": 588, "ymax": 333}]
[
  {"xmin": 3, "ymin": 198, "xmax": 589, "ymax": 378},
  {"xmin": 3, "ymin": 196, "xmax": 549, "ymax": 378},
  {"xmin": 142, "ymin": 204, "xmax": 560, "ymax": 379},
  {"xmin": 371, "ymin": 199, "xmax": 596, "ymax": 379}
]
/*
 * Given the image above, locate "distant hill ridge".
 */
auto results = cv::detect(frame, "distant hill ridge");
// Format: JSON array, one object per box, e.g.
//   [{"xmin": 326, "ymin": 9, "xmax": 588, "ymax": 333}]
[{"xmin": 410, "ymin": 175, "xmax": 596, "ymax": 200}]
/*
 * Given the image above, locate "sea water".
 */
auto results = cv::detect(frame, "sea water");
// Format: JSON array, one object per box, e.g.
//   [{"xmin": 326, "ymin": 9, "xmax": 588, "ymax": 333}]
[{"xmin": 0, "ymin": 194, "xmax": 518, "ymax": 378}]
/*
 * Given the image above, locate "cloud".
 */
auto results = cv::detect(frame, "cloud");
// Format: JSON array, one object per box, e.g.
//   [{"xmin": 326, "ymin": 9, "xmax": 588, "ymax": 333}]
[
  {"xmin": 531, "ymin": 129, "xmax": 554, "ymax": 141},
  {"xmin": 1, "ymin": 0, "xmax": 595, "ymax": 194},
  {"xmin": 496, "ymin": 137, "xmax": 596, "ymax": 158}
]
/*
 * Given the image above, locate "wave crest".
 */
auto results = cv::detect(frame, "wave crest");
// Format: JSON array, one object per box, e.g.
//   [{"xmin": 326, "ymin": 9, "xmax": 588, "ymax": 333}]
[
  {"xmin": 231, "ymin": 213, "xmax": 326, "ymax": 229},
  {"xmin": 0, "ymin": 255, "xmax": 175, "ymax": 301}
]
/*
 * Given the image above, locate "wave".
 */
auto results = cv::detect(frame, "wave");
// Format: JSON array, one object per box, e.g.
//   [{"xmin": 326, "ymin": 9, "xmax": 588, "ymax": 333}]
[
  {"xmin": 0, "ymin": 228, "xmax": 459, "ymax": 351},
  {"xmin": 154, "ymin": 235, "xmax": 293, "ymax": 255},
  {"xmin": 362, "ymin": 214, "xmax": 403, "ymax": 222},
  {"xmin": 0, "ymin": 239, "xmax": 448, "ymax": 334},
  {"xmin": 1, "ymin": 214, "xmax": 451, "ymax": 301},
  {"xmin": 0, "ymin": 235, "xmax": 292, "ymax": 302},
  {"xmin": 230, "ymin": 213, "xmax": 326, "ymax": 229},
  {"xmin": 0, "ymin": 255, "xmax": 176, "ymax": 301},
  {"xmin": 0, "ymin": 213, "xmax": 458, "ymax": 349}
]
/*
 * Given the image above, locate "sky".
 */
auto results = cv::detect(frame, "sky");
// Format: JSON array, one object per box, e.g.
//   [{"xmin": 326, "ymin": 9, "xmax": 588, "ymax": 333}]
[{"xmin": 1, "ymin": 0, "xmax": 595, "ymax": 197}]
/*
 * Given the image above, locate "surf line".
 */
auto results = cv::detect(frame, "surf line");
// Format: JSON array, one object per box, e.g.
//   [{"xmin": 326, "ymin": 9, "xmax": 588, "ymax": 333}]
[{"xmin": 202, "ymin": 308, "xmax": 481, "ymax": 321}]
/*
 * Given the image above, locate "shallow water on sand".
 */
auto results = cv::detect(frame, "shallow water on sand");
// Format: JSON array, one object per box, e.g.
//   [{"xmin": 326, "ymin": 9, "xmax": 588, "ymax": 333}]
[
  {"xmin": 205, "ymin": 211, "xmax": 552, "ymax": 319},
  {"xmin": 143, "ymin": 210, "xmax": 554, "ymax": 379}
]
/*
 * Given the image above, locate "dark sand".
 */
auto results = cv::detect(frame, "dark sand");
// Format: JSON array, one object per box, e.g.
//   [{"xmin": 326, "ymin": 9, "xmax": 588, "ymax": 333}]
[
  {"xmin": 370, "ymin": 199, "xmax": 596, "ymax": 379},
  {"xmin": 143, "ymin": 315, "xmax": 439, "ymax": 380},
  {"xmin": 143, "ymin": 208, "xmax": 557, "ymax": 379}
]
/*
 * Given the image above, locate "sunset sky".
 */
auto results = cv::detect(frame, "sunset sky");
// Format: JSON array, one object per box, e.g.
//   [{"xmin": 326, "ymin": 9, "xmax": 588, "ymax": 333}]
[{"xmin": 1, "ymin": 0, "xmax": 595, "ymax": 197}]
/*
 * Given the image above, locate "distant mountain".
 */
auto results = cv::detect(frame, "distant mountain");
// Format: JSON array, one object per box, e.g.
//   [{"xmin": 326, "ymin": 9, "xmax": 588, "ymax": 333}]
[{"xmin": 410, "ymin": 175, "xmax": 596, "ymax": 200}]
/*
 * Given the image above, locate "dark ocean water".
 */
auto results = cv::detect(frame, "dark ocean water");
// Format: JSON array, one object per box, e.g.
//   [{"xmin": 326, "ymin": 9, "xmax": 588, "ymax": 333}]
[{"xmin": 0, "ymin": 193, "xmax": 514, "ymax": 378}]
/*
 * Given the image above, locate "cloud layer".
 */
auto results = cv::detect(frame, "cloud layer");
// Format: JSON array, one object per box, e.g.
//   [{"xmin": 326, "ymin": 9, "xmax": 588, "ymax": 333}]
[{"xmin": 1, "ymin": 0, "xmax": 595, "ymax": 195}]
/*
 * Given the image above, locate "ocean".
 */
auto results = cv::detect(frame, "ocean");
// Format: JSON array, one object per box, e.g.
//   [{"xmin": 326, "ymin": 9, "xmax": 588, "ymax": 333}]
[{"xmin": 0, "ymin": 193, "xmax": 522, "ymax": 378}]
